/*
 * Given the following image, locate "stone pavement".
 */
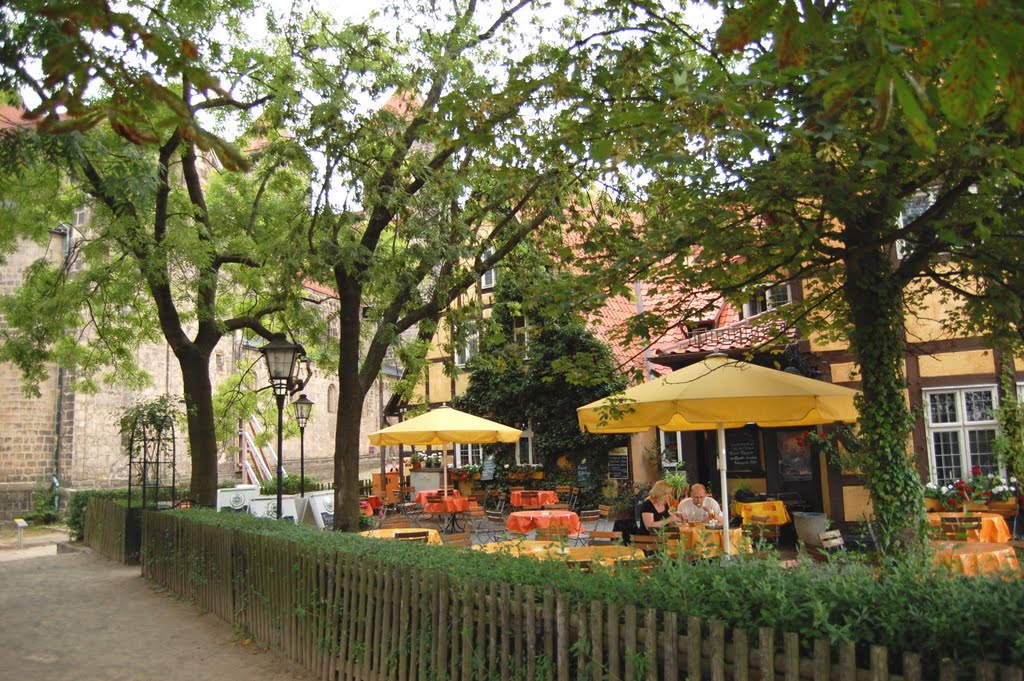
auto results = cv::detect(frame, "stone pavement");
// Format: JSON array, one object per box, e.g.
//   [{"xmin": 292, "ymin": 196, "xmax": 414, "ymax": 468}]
[{"xmin": 0, "ymin": 547, "xmax": 319, "ymax": 681}]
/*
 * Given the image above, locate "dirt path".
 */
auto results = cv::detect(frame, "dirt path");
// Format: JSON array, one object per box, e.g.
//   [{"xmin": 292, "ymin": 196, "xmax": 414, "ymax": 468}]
[{"xmin": 0, "ymin": 550, "xmax": 319, "ymax": 681}]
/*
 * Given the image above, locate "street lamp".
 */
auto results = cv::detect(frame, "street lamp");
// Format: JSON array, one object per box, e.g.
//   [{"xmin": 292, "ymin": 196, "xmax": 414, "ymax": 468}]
[
  {"xmin": 292, "ymin": 393, "xmax": 314, "ymax": 497},
  {"xmin": 260, "ymin": 333, "xmax": 300, "ymax": 519}
]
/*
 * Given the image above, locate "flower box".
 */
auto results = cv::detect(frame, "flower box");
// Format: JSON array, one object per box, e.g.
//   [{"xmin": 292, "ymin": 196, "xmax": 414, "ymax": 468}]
[{"xmin": 924, "ymin": 497, "xmax": 943, "ymax": 512}]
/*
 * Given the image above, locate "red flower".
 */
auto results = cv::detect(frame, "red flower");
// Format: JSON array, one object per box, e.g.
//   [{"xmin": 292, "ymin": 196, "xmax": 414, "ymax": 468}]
[{"xmin": 972, "ymin": 465, "xmax": 983, "ymax": 476}]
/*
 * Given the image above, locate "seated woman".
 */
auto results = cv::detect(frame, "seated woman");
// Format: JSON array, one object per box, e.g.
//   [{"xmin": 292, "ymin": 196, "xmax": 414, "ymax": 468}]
[{"xmin": 637, "ymin": 480, "xmax": 684, "ymax": 535}]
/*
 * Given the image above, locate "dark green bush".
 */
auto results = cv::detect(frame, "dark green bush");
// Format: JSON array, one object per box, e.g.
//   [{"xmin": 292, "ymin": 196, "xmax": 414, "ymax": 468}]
[
  {"xmin": 66, "ymin": 489, "xmax": 130, "ymax": 540},
  {"xmin": 162, "ymin": 509, "xmax": 1024, "ymax": 675},
  {"xmin": 259, "ymin": 474, "xmax": 318, "ymax": 496}
]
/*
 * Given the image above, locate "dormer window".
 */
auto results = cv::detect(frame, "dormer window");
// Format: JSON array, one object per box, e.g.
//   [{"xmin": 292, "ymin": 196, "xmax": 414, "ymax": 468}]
[{"xmin": 742, "ymin": 284, "xmax": 791, "ymax": 319}]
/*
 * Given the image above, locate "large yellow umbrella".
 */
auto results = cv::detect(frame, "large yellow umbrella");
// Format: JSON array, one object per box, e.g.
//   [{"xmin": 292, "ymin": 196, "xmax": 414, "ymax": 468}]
[
  {"xmin": 577, "ymin": 354, "xmax": 860, "ymax": 554},
  {"xmin": 368, "ymin": 406, "xmax": 522, "ymax": 496}
]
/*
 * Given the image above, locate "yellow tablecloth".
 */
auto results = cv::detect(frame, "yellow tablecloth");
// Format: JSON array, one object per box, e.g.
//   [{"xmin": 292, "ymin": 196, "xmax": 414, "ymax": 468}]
[
  {"xmin": 474, "ymin": 540, "xmax": 644, "ymax": 566},
  {"xmin": 925, "ymin": 512, "xmax": 1011, "ymax": 543},
  {"xmin": 733, "ymin": 501, "xmax": 791, "ymax": 526},
  {"xmin": 678, "ymin": 526, "xmax": 748, "ymax": 558},
  {"xmin": 359, "ymin": 528, "xmax": 443, "ymax": 545},
  {"xmin": 932, "ymin": 541, "xmax": 1021, "ymax": 578}
]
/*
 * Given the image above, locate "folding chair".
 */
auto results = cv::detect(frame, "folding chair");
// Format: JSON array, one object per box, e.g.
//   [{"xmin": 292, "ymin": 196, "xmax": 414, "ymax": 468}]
[
  {"xmin": 573, "ymin": 509, "xmax": 602, "ymax": 546},
  {"xmin": 543, "ymin": 503, "xmax": 570, "ymax": 510},
  {"xmin": 378, "ymin": 512, "xmax": 418, "ymax": 529},
  {"xmin": 570, "ymin": 487, "xmax": 582, "ymax": 511},
  {"xmin": 484, "ymin": 509, "xmax": 508, "ymax": 542},
  {"xmin": 535, "ymin": 525, "xmax": 571, "ymax": 543},
  {"xmin": 598, "ymin": 505, "xmax": 611, "ymax": 531},
  {"xmin": 394, "ymin": 530, "xmax": 430, "ymax": 543}
]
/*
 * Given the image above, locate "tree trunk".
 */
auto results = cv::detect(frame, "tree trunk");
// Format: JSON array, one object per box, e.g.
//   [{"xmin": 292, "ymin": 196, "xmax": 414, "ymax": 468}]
[
  {"xmin": 333, "ymin": 275, "xmax": 367, "ymax": 532},
  {"xmin": 842, "ymin": 231, "xmax": 925, "ymax": 545},
  {"xmin": 177, "ymin": 347, "xmax": 219, "ymax": 507}
]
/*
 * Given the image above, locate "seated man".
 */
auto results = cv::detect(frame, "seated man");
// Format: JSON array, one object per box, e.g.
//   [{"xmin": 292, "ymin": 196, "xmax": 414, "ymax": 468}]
[{"xmin": 676, "ymin": 484, "xmax": 723, "ymax": 523}]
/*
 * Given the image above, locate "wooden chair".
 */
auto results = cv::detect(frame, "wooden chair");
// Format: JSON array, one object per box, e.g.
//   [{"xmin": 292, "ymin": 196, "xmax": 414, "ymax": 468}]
[
  {"xmin": 535, "ymin": 525, "xmax": 571, "ymax": 543},
  {"xmin": 509, "ymin": 486, "xmax": 526, "ymax": 492},
  {"xmin": 442, "ymin": 531, "xmax": 472, "ymax": 547},
  {"xmin": 818, "ymin": 529, "xmax": 844, "ymax": 551},
  {"xmin": 939, "ymin": 515, "xmax": 982, "ymax": 542},
  {"xmin": 598, "ymin": 505, "xmax": 612, "ymax": 531},
  {"xmin": 394, "ymin": 530, "xmax": 430, "ymax": 543},
  {"xmin": 570, "ymin": 487, "xmax": 582, "ymax": 511},
  {"xmin": 588, "ymin": 531, "xmax": 624, "ymax": 546},
  {"xmin": 630, "ymin": 534, "xmax": 668, "ymax": 555},
  {"xmin": 484, "ymin": 509, "xmax": 508, "ymax": 542},
  {"xmin": 519, "ymin": 491, "xmax": 542, "ymax": 508},
  {"xmin": 378, "ymin": 513, "xmax": 417, "ymax": 530},
  {"xmin": 543, "ymin": 503, "xmax": 570, "ymax": 510},
  {"xmin": 573, "ymin": 509, "xmax": 602, "ymax": 545}
]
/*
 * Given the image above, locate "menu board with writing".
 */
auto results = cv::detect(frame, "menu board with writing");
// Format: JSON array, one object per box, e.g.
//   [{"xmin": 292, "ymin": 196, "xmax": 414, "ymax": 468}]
[
  {"xmin": 608, "ymin": 453, "xmax": 629, "ymax": 480},
  {"xmin": 480, "ymin": 454, "xmax": 497, "ymax": 481},
  {"xmin": 576, "ymin": 459, "xmax": 591, "ymax": 484},
  {"xmin": 725, "ymin": 426, "xmax": 761, "ymax": 472}
]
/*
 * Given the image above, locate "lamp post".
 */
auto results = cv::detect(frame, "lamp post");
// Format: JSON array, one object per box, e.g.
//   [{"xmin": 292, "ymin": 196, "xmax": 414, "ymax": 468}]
[
  {"xmin": 260, "ymin": 333, "xmax": 300, "ymax": 519},
  {"xmin": 292, "ymin": 394, "xmax": 314, "ymax": 497}
]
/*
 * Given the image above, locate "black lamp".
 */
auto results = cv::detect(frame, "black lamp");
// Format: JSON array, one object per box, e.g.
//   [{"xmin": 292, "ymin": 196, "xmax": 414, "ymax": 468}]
[
  {"xmin": 292, "ymin": 393, "xmax": 314, "ymax": 497},
  {"xmin": 260, "ymin": 333, "xmax": 300, "ymax": 518}
]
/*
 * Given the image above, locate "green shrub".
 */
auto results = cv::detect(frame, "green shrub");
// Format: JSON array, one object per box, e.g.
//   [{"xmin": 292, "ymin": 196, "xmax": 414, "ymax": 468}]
[
  {"xmin": 157, "ymin": 509, "xmax": 1024, "ymax": 674},
  {"xmin": 260, "ymin": 474, "xmax": 318, "ymax": 496},
  {"xmin": 30, "ymin": 481, "xmax": 60, "ymax": 524},
  {"xmin": 66, "ymin": 489, "xmax": 130, "ymax": 540}
]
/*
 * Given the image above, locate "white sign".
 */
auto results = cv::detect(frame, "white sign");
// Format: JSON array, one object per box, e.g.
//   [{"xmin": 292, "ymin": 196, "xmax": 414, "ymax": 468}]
[
  {"xmin": 302, "ymin": 490, "xmax": 335, "ymax": 530},
  {"xmin": 216, "ymin": 485, "xmax": 260, "ymax": 513},
  {"xmin": 249, "ymin": 495, "xmax": 300, "ymax": 523}
]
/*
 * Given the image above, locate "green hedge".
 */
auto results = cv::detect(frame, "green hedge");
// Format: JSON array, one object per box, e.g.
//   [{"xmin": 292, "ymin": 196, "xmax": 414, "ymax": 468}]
[
  {"xmin": 67, "ymin": 489, "xmax": 129, "ymax": 541},
  {"xmin": 165, "ymin": 509, "xmax": 1023, "ymax": 673}
]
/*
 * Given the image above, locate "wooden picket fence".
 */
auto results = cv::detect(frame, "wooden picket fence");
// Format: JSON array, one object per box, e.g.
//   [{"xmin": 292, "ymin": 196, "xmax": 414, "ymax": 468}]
[
  {"xmin": 83, "ymin": 497, "xmax": 140, "ymax": 563},
  {"xmin": 140, "ymin": 512, "xmax": 1022, "ymax": 681}
]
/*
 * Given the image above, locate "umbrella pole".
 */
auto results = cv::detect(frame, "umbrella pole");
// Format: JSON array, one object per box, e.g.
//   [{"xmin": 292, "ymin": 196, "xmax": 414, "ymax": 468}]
[{"xmin": 718, "ymin": 424, "xmax": 731, "ymax": 558}]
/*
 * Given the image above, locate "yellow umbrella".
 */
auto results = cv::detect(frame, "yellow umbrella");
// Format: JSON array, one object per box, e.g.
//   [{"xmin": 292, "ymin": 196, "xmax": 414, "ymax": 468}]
[
  {"xmin": 368, "ymin": 406, "xmax": 522, "ymax": 496},
  {"xmin": 577, "ymin": 354, "xmax": 860, "ymax": 554}
]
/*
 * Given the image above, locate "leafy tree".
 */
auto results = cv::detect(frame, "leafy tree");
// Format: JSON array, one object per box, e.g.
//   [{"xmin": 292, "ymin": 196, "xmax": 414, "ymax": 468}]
[
  {"xmin": 571, "ymin": 0, "xmax": 1024, "ymax": 542},
  {"xmin": 0, "ymin": 0, "xmax": 252, "ymax": 169},
  {"xmin": 275, "ymin": 0, "xmax": 645, "ymax": 531},
  {"xmin": 453, "ymin": 252, "xmax": 627, "ymax": 476},
  {"xmin": 0, "ymin": 2, "xmax": 316, "ymax": 507}
]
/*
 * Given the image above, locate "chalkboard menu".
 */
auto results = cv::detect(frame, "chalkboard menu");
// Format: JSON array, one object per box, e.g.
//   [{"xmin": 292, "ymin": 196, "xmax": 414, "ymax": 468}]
[
  {"xmin": 725, "ymin": 426, "xmax": 761, "ymax": 472},
  {"xmin": 480, "ymin": 454, "xmax": 497, "ymax": 481},
  {"xmin": 576, "ymin": 459, "xmax": 591, "ymax": 484},
  {"xmin": 608, "ymin": 454, "xmax": 629, "ymax": 480}
]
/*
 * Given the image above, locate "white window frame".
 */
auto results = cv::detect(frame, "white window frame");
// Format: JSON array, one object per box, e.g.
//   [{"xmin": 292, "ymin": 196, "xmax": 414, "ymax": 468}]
[
  {"xmin": 516, "ymin": 423, "xmax": 536, "ymax": 465},
  {"xmin": 924, "ymin": 385, "xmax": 1000, "ymax": 486},
  {"xmin": 455, "ymin": 330, "xmax": 478, "ymax": 367},
  {"xmin": 513, "ymin": 315, "xmax": 533, "ymax": 351},
  {"xmin": 742, "ymin": 283, "xmax": 791, "ymax": 319},
  {"xmin": 455, "ymin": 443, "xmax": 483, "ymax": 467},
  {"xmin": 658, "ymin": 430, "xmax": 684, "ymax": 467},
  {"xmin": 480, "ymin": 247, "xmax": 496, "ymax": 290}
]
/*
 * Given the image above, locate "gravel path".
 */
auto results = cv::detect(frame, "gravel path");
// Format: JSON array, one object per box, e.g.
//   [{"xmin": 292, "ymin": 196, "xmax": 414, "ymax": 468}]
[{"xmin": 0, "ymin": 549, "xmax": 318, "ymax": 681}]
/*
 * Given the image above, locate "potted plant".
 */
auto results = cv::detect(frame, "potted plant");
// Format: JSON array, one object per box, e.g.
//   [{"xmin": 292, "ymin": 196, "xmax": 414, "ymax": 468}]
[
  {"xmin": 664, "ymin": 471, "xmax": 689, "ymax": 502},
  {"xmin": 408, "ymin": 453, "xmax": 424, "ymax": 470},
  {"xmin": 923, "ymin": 482, "xmax": 945, "ymax": 512}
]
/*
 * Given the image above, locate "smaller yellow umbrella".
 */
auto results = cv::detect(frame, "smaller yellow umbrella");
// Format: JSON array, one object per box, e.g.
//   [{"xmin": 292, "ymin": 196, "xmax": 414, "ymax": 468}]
[{"xmin": 368, "ymin": 406, "xmax": 521, "ymax": 496}]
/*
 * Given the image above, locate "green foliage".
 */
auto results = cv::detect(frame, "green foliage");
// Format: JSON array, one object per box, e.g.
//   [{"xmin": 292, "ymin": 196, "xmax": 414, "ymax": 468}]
[
  {"xmin": 259, "ymin": 474, "xmax": 319, "ymax": 496},
  {"xmin": 164, "ymin": 509, "xmax": 1024, "ymax": 671},
  {"xmin": 454, "ymin": 259, "xmax": 627, "ymax": 477},
  {"xmin": 31, "ymin": 479, "xmax": 59, "ymax": 524},
  {"xmin": 119, "ymin": 395, "xmax": 181, "ymax": 449},
  {"xmin": 66, "ymin": 489, "xmax": 129, "ymax": 541}
]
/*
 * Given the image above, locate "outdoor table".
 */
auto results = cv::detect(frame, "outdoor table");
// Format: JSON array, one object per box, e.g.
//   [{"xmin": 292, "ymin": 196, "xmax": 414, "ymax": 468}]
[
  {"xmin": 423, "ymin": 496, "xmax": 471, "ymax": 533},
  {"xmin": 931, "ymin": 541, "xmax": 1021, "ymax": 578},
  {"xmin": 733, "ymin": 500, "xmax": 790, "ymax": 526},
  {"xmin": 474, "ymin": 540, "xmax": 644, "ymax": 566},
  {"xmin": 509, "ymin": 490, "xmax": 559, "ymax": 508},
  {"xmin": 506, "ymin": 510, "xmax": 581, "ymax": 535},
  {"xmin": 925, "ymin": 512, "xmax": 1011, "ymax": 543},
  {"xmin": 359, "ymin": 528, "xmax": 444, "ymax": 545},
  {"xmin": 414, "ymin": 489, "xmax": 461, "ymax": 505},
  {"xmin": 677, "ymin": 524, "xmax": 748, "ymax": 558}
]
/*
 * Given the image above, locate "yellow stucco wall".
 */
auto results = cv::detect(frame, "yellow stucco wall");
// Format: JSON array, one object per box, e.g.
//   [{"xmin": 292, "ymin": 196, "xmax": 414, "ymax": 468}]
[
  {"xmin": 842, "ymin": 485, "xmax": 874, "ymax": 521},
  {"xmin": 427, "ymin": 363, "xmax": 452, "ymax": 404},
  {"xmin": 829, "ymin": 362, "xmax": 858, "ymax": 384},
  {"xmin": 917, "ymin": 349, "xmax": 994, "ymax": 378}
]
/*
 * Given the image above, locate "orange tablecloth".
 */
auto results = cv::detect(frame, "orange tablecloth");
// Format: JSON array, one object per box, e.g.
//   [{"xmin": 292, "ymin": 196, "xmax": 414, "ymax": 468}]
[
  {"xmin": 474, "ymin": 540, "xmax": 644, "ymax": 566},
  {"xmin": 509, "ymin": 490, "xmax": 559, "ymax": 508},
  {"xmin": 926, "ymin": 512, "xmax": 1011, "ymax": 543},
  {"xmin": 733, "ymin": 501, "xmax": 791, "ymax": 526},
  {"xmin": 678, "ymin": 526, "xmax": 748, "ymax": 557},
  {"xmin": 360, "ymin": 502, "xmax": 373, "ymax": 517},
  {"xmin": 423, "ymin": 496, "xmax": 470, "ymax": 514},
  {"xmin": 932, "ymin": 541, "xmax": 1021, "ymax": 577},
  {"xmin": 414, "ymin": 489, "xmax": 461, "ymax": 505},
  {"xmin": 506, "ymin": 510, "xmax": 581, "ymax": 534},
  {"xmin": 359, "ymin": 528, "xmax": 443, "ymax": 545},
  {"xmin": 363, "ymin": 495, "xmax": 382, "ymax": 510}
]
